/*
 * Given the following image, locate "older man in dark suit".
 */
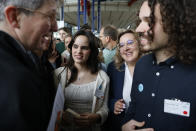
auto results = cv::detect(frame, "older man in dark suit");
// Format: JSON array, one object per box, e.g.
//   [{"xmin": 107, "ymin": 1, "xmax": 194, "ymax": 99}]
[{"xmin": 0, "ymin": 0, "xmax": 58, "ymax": 130}]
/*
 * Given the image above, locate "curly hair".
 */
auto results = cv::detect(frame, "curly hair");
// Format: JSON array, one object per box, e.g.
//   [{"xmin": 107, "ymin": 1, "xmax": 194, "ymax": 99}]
[
  {"xmin": 67, "ymin": 30, "xmax": 99, "ymax": 84},
  {"xmin": 114, "ymin": 29, "xmax": 141, "ymax": 71},
  {"xmin": 147, "ymin": 0, "xmax": 196, "ymax": 64}
]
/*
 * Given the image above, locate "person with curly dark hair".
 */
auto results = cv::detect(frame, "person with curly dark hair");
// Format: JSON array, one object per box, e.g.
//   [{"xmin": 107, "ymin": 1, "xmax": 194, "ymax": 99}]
[
  {"xmin": 122, "ymin": 0, "xmax": 196, "ymax": 131},
  {"xmin": 48, "ymin": 30, "xmax": 110, "ymax": 131}
]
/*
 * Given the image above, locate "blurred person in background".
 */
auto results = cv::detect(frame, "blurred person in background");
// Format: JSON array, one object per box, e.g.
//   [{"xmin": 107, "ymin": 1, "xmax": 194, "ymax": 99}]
[
  {"xmin": 32, "ymin": 32, "xmax": 59, "ymax": 106},
  {"xmin": 80, "ymin": 23, "xmax": 91, "ymax": 31},
  {"xmin": 99, "ymin": 25, "xmax": 118, "ymax": 68},
  {"xmin": 61, "ymin": 34, "xmax": 72, "ymax": 65},
  {"xmin": 56, "ymin": 27, "xmax": 72, "ymax": 54}
]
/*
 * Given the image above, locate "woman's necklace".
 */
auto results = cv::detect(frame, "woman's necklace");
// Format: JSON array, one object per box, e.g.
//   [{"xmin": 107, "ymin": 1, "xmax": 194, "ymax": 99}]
[{"xmin": 77, "ymin": 72, "xmax": 86, "ymax": 82}]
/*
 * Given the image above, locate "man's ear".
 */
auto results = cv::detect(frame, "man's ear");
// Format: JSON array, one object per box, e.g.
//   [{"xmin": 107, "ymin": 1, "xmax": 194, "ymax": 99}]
[
  {"xmin": 4, "ymin": 6, "xmax": 21, "ymax": 28},
  {"xmin": 105, "ymin": 36, "xmax": 111, "ymax": 43}
]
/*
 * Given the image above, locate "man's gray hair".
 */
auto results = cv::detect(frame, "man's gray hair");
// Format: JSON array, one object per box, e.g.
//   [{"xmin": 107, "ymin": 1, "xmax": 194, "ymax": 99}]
[{"xmin": 0, "ymin": 0, "xmax": 47, "ymax": 20}]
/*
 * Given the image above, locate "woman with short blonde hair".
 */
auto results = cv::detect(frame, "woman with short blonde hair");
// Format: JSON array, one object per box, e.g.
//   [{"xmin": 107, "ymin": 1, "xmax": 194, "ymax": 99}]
[{"xmin": 105, "ymin": 29, "xmax": 142, "ymax": 131}]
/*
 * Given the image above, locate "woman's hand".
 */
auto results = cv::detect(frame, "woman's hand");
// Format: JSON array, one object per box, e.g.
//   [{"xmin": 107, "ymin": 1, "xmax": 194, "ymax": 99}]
[
  {"xmin": 61, "ymin": 111, "xmax": 72, "ymax": 125},
  {"xmin": 114, "ymin": 99, "xmax": 126, "ymax": 115},
  {"xmin": 74, "ymin": 113, "xmax": 101, "ymax": 127}
]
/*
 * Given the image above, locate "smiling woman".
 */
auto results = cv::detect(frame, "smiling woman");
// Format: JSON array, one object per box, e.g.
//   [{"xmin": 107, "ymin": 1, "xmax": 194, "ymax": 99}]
[
  {"xmin": 71, "ymin": 35, "xmax": 91, "ymax": 66},
  {"xmin": 103, "ymin": 29, "xmax": 142, "ymax": 131},
  {"xmin": 67, "ymin": 30, "xmax": 100, "ymax": 83},
  {"xmin": 48, "ymin": 30, "xmax": 110, "ymax": 131},
  {"xmin": 115, "ymin": 29, "xmax": 141, "ymax": 71}
]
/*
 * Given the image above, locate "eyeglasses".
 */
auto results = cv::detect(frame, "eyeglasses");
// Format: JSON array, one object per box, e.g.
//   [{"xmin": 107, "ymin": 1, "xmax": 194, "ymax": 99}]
[
  {"xmin": 17, "ymin": 7, "xmax": 56, "ymax": 22},
  {"xmin": 118, "ymin": 40, "xmax": 136, "ymax": 49},
  {"xmin": 99, "ymin": 35, "xmax": 105, "ymax": 38}
]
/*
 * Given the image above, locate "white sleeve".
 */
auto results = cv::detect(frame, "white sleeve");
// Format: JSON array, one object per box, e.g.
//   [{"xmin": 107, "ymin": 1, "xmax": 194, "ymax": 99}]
[{"xmin": 47, "ymin": 84, "xmax": 65, "ymax": 131}]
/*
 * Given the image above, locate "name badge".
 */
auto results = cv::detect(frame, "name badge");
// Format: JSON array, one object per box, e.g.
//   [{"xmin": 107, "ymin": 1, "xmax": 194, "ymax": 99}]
[
  {"xmin": 164, "ymin": 99, "xmax": 190, "ymax": 117},
  {"xmin": 95, "ymin": 85, "xmax": 104, "ymax": 99}
]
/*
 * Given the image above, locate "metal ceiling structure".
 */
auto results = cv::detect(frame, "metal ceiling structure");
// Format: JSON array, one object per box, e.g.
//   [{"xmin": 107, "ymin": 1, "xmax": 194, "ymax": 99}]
[{"xmin": 58, "ymin": 0, "xmax": 143, "ymax": 31}]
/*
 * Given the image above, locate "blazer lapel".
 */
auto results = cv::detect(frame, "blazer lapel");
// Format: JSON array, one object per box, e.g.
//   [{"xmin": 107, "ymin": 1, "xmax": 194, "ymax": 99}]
[{"xmin": 118, "ymin": 64, "xmax": 125, "ymax": 98}]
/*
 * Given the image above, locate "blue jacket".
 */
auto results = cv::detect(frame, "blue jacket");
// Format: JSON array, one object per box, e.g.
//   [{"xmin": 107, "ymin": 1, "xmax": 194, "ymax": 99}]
[{"xmin": 106, "ymin": 62, "xmax": 125, "ymax": 131}]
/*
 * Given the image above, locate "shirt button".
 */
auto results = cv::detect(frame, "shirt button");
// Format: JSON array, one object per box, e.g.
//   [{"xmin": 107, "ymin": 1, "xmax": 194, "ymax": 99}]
[
  {"xmin": 170, "ymin": 65, "xmax": 174, "ymax": 69},
  {"xmin": 152, "ymin": 93, "xmax": 155, "ymax": 97},
  {"xmin": 148, "ymin": 113, "xmax": 151, "ymax": 117},
  {"xmin": 156, "ymin": 72, "xmax": 160, "ymax": 76}
]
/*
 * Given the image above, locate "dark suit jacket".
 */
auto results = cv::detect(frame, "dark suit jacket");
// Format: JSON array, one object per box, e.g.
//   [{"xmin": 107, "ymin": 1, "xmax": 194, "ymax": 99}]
[
  {"xmin": 105, "ymin": 62, "xmax": 125, "ymax": 131},
  {"xmin": 0, "ymin": 31, "xmax": 52, "ymax": 131}
]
